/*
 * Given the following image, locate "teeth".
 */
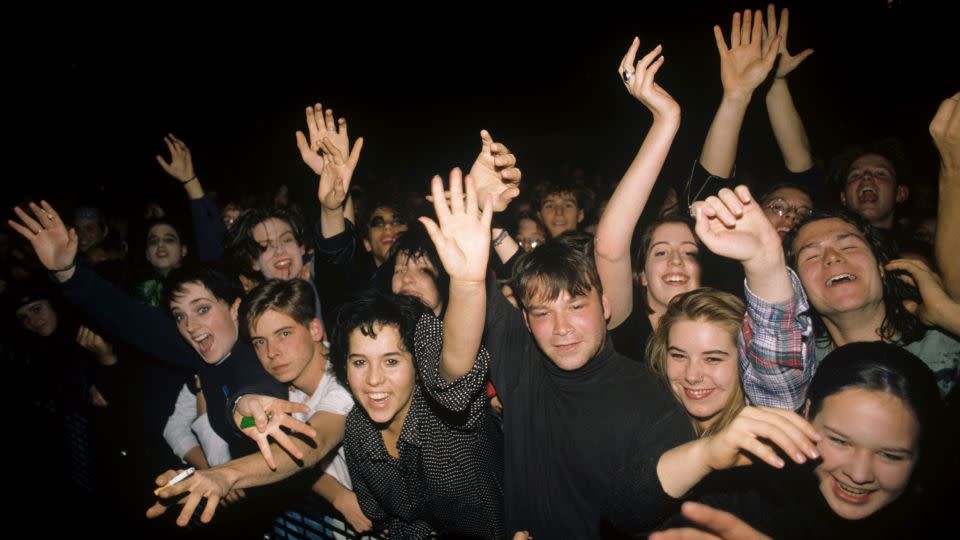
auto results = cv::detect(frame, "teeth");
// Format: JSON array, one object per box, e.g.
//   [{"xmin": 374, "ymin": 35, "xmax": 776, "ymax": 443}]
[
  {"xmin": 664, "ymin": 275, "xmax": 688, "ymax": 283},
  {"xmin": 826, "ymin": 274, "xmax": 856, "ymax": 287},
  {"xmin": 859, "ymin": 186, "xmax": 878, "ymax": 196},
  {"xmin": 369, "ymin": 393, "xmax": 388, "ymax": 400},
  {"xmin": 275, "ymin": 260, "xmax": 291, "ymax": 268},
  {"xmin": 837, "ymin": 481, "xmax": 869, "ymax": 495},
  {"xmin": 685, "ymin": 388, "xmax": 712, "ymax": 397},
  {"xmin": 195, "ymin": 334, "xmax": 210, "ymax": 343}
]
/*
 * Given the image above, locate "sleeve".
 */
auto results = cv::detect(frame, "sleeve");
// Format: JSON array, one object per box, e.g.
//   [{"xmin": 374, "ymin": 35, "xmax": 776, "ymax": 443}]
[
  {"xmin": 191, "ymin": 413, "xmax": 232, "ymax": 467},
  {"xmin": 59, "ymin": 265, "xmax": 196, "ymax": 370},
  {"xmin": 482, "ymin": 271, "xmax": 535, "ymax": 393},
  {"xmin": 313, "ymin": 218, "xmax": 366, "ymax": 325},
  {"xmin": 413, "ymin": 312, "xmax": 489, "ymax": 426},
  {"xmin": 682, "ymin": 160, "xmax": 736, "ymax": 206},
  {"xmin": 738, "ymin": 268, "xmax": 817, "ymax": 410},
  {"xmin": 188, "ymin": 195, "xmax": 226, "ymax": 263},
  {"xmin": 163, "ymin": 383, "xmax": 201, "ymax": 461},
  {"xmin": 781, "ymin": 163, "xmax": 826, "ymax": 207},
  {"xmin": 344, "ymin": 445, "xmax": 386, "ymax": 525},
  {"xmin": 313, "ymin": 379, "xmax": 355, "ymax": 417}
]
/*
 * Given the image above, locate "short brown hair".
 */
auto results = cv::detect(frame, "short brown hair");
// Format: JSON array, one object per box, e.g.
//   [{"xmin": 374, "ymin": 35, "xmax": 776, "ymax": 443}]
[
  {"xmin": 239, "ymin": 279, "xmax": 317, "ymax": 336},
  {"xmin": 511, "ymin": 232, "xmax": 602, "ymax": 309}
]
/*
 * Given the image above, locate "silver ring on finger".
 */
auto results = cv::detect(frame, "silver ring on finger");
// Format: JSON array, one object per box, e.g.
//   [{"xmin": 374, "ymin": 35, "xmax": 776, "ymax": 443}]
[{"xmin": 622, "ymin": 69, "xmax": 633, "ymax": 84}]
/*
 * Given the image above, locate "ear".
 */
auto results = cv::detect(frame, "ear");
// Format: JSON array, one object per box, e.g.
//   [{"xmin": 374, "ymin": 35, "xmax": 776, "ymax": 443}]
[
  {"xmin": 577, "ymin": 209, "xmax": 585, "ymax": 224},
  {"xmin": 639, "ymin": 271, "xmax": 649, "ymax": 288},
  {"xmin": 230, "ymin": 298, "xmax": 241, "ymax": 323},
  {"xmin": 521, "ymin": 309, "xmax": 532, "ymax": 332},
  {"xmin": 363, "ymin": 239, "xmax": 373, "ymax": 253},
  {"xmin": 601, "ymin": 293, "xmax": 612, "ymax": 322},
  {"xmin": 250, "ymin": 257, "xmax": 261, "ymax": 272},
  {"xmin": 839, "ymin": 191, "xmax": 847, "ymax": 206},
  {"xmin": 309, "ymin": 318, "xmax": 325, "ymax": 343},
  {"xmin": 181, "ymin": 245, "xmax": 189, "ymax": 258},
  {"xmin": 802, "ymin": 399, "xmax": 812, "ymax": 419},
  {"xmin": 895, "ymin": 185, "xmax": 910, "ymax": 204}
]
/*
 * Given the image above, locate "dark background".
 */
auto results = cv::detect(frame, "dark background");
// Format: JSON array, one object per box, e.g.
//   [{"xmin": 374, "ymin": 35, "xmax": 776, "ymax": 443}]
[{"xmin": 5, "ymin": 1, "xmax": 956, "ymax": 218}]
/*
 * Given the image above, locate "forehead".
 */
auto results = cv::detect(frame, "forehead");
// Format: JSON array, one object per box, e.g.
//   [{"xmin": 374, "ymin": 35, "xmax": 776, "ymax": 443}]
[
  {"xmin": 668, "ymin": 319, "xmax": 736, "ymax": 349},
  {"xmin": 766, "ymin": 188, "xmax": 812, "ymax": 206},
  {"xmin": 253, "ymin": 218, "xmax": 294, "ymax": 240},
  {"xmin": 523, "ymin": 279, "xmax": 595, "ymax": 308},
  {"xmin": 395, "ymin": 252, "xmax": 435, "ymax": 269},
  {"xmin": 542, "ymin": 192, "xmax": 578, "ymax": 205},
  {"xmin": 75, "ymin": 217, "xmax": 102, "ymax": 228},
  {"xmin": 793, "ymin": 218, "xmax": 869, "ymax": 252},
  {"xmin": 348, "ymin": 323, "xmax": 408, "ymax": 354},
  {"xmin": 370, "ymin": 207, "xmax": 398, "ymax": 220},
  {"xmin": 816, "ymin": 388, "xmax": 919, "ymax": 448},
  {"xmin": 518, "ymin": 218, "xmax": 544, "ymax": 234},
  {"xmin": 849, "ymin": 153, "xmax": 894, "ymax": 172},
  {"xmin": 253, "ymin": 308, "xmax": 299, "ymax": 333},
  {"xmin": 651, "ymin": 222, "xmax": 696, "ymax": 245},
  {"xmin": 170, "ymin": 282, "xmax": 218, "ymax": 307},
  {"xmin": 148, "ymin": 223, "xmax": 179, "ymax": 239}
]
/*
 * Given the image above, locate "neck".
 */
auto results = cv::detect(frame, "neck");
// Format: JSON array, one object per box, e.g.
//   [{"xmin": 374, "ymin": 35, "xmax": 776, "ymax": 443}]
[
  {"xmin": 293, "ymin": 344, "xmax": 328, "ymax": 395},
  {"xmin": 821, "ymin": 303, "xmax": 887, "ymax": 346},
  {"xmin": 647, "ymin": 296, "xmax": 667, "ymax": 330}
]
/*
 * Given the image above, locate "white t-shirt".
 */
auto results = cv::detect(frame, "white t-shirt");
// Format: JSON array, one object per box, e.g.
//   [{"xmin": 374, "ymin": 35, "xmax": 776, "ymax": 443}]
[{"xmin": 288, "ymin": 362, "xmax": 354, "ymax": 488}]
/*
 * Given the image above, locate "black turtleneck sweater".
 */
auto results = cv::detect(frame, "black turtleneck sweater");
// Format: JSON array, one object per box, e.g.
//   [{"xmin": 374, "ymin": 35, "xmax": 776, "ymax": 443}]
[{"xmin": 483, "ymin": 276, "xmax": 694, "ymax": 539}]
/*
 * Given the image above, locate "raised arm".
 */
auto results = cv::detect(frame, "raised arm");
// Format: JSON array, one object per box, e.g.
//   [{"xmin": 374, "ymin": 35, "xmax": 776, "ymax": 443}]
[
  {"xmin": 295, "ymin": 102, "xmax": 363, "ymax": 239},
  {"xmin": 762, "ymin": 5, "xmax": 815, "ymax": 173},
  {"xmin": 930, "ymin": 93, "xmax": 960, "ymax": 300},
  {"xmin": 420, "ymin": 169, "xmax": 493, "ymax": 383},
  {"xmin": 700, "ymin": 9, "xmax": 781, "ymax": 178},
  {"xmin": 596, "ymin": 38, "xmax": 680, "ymax": 329}
]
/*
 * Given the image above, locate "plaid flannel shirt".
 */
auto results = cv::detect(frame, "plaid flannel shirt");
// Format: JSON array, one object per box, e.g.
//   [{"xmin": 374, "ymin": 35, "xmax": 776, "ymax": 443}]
[{"xmin": 738, "ymin": 268, "xmax": 816, "ymax": 411}]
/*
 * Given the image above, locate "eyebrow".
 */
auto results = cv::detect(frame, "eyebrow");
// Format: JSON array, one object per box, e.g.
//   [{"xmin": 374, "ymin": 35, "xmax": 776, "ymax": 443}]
[
  {"xmin": 189, "ymin": 297, "xmax": 214, "ymax": 305},
  {"xmin": 796, "ymin": 232, "xmax": 864, "ymax": 257},
  {"xmin": 823, "ymin": 426, "xmax": 914, "ymax": 455}
]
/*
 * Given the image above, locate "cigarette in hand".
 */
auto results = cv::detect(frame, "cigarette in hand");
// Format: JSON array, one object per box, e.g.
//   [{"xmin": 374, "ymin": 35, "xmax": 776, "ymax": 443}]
[{"xmin": 154, "ymin": 467, "xmax": 196, "ymax": 496}]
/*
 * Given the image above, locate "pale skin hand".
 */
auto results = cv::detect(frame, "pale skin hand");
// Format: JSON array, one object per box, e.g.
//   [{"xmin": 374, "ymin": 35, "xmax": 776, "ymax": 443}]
[
  {"xmin": 467, "ymin": 130, "xmax": 522, "ymax": 212},
  {"xmin": 313, "ymin": 474, "xmax": 373, "ymax": 533},
  {"xmin": 147, "ymin": 467, "xmax": 233, "ymax": 526},
  {"xmin": 715, "ymin": 10, "xmax": 782, "ymax": 101},
  {"xmin": 656, "ymin": 406, "xmax": 820, "ymax": 498},
  {"xmin": 650, "ymin": 502, "xmax": 771, "ymax": 540},
  {"xmin": 930, "ymin": 93, "xmax": 960, "ymax": 300},
  {"xmin": 8, "ymin": 201, "xmax": 78, "ymax": 282},
  {"xmin": 761, "ymin": 5, "xmax": 813, "ymax": 80},
  {"xmin": 886, "ymin": 258, "xmax": 960, "ymax": 334},
  {"xmin": 692, "ymin": 186, "xmax": 792, "ymax": 303},
  {"xmin": 156, "ymin": 133, "xmax": 204, "ymax": 199},
  {"xmin": 76, "ymin": 325, "xmax": 117, "ymax": 365},
  {"xmin": 233, "ymin": 394, "xmax": 318, "ymax": 470},
  {"xmin": 316, "ymin": 137, "xmax": 364, "ymax": 212},
  {"xmin": 295, "ymin": 102, "xmax": 352, "ymax": 176}
]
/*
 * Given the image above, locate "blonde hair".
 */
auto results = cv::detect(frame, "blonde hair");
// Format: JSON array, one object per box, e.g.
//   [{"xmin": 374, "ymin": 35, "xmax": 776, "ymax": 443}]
[{"xmin": 646, "ymin": 288, "xmax": 746, "ymax": 437}]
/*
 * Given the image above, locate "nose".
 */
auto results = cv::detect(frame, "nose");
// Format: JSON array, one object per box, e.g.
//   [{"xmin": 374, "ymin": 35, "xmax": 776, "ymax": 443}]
[
  {"xmin": 265, "ymin": 340, "xmax": 280, "ymax": 360},
  {"xmin": 844, "ymin": 448, "xmax": 876, "ymax": 485},
  {"xmin": 366, "ymin": 362, "xmax": 385, "ymax": 385},
  {"xmin": 553, "ymin": 311, "xmax": 573, "ymax": 336},
  {"xmin": 822, "ymin": 245, "xmax": 844, "ymax": 267},
  {"xmin": 684, "ymin": 359, "xmax": 703, "ymax": 384},
  {"xmin": 668, "ymin": 249, "xmax": 684, "ymax": 267}
]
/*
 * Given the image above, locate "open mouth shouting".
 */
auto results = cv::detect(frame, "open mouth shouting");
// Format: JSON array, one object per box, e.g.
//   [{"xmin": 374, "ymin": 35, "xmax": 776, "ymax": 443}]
[{"xmin": 825, "ymin": 273, "xmax": 857, "ymax": 288}]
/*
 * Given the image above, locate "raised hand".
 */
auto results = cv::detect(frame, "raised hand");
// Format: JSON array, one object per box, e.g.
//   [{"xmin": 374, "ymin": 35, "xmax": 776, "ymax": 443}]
[
  {"xmin": 156, "ymin": 133, "xmax": 197, "ymax": 182},
  {"xmin": 233, "ymin": 394, "xmax": 318, "ymax": 470},
  {"xmin": 714, "ymin": 9, "xmax": 781, "ymax": 99},
  {"xmin": 886, "ymin": 258, "xmax": 960, "ymax": 332},
  {"xmin": 295, "ymin": 102, "xmax": 353, "ymax": 176},
  {"xmin": 8, "ymin": 201, "xmax": 78, "ymax": 279},
  {"xmin": 762, "ymin": 5, "xmax": 813, "ymax": 79},
  {"xmin": 467, "ymin": 130, "xmax": 521, "ymax": 212},
  {"xmin": 317, "ymin": 136, "xmax": 363, "ymax": 211},
  {"xmin": 692, "ymin": 186, "xmax": 780, "ymax": 266},
  {"xmin": 930, "ymin": 92, "xmax": 960, "ymax": 173},
  {"xmin": 419, "ymin": 168, "xmax": 493, "ymax": 283},
  {"xmin": 701, "ymin": 406, "xmax": 820, "ymax": 472},
  {"xmin": 619, "ymin": 38, "xmax": 680, "ymax": 122}
]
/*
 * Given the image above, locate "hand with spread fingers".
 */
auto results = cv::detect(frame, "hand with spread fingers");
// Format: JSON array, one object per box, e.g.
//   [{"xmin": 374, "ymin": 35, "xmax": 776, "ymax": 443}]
[
  {"xmin": 650, "ymin": 502, "xmax": 771, "ymax": 540},
  {"xmin": 147, "ymin": 468, "xmax": 233, "ymax": 526},
  {"xmin": 714, "ymin": 9, "xmax": 781, "ymax": 101},
  {"xmin": 619, "ymin": 38, "xmax": 680, "ymax": 123},
  {"xmin": 8, "ymin": 201, "xmax": 78, "ymax": 281},
  {"xmin": 156, "ymin": 133, "xmax": 197, "ymax": 182},
  {"xmin": 316, "ymin": 136, "xmax": 363, "ymax": 212},
  {"xmin": 761, "ymin": 4, "xmax": 813, "ymax": 80},
  {"xmin": 233, "ymin": 394, "xmax": 318, "ymax": 470},
  {"xmin": 886, "ymin": 258, "xmax": 960, "ymax": 334},
  {"xmin": 700, "ymin": 406, "xmax": 821, "ymax": 472},
  {"xmin": 467, "ymin": 130, "xmax": 521, "ymax": 212},
  {"xmin": 295, "ymin": 102, "xmax": 355, "ymax": 177}
]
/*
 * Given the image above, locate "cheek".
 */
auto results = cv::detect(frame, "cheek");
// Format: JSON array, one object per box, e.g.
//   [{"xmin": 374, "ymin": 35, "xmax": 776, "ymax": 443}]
[{"xmin": 347, "ymin": 367, "xmax": 364, "ymax": 390}]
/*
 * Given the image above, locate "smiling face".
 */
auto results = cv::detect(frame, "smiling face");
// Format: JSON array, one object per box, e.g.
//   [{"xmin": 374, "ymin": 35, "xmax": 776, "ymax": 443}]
[
  {"xmin": 146, "ymin": 223, "xmax": 187, "ymax": 271},
  {"xmin": 364, "ymin": 207, "xmax": 408, "ymax": 266},
  {"xmin": 169, "ymin": 282, "xmax": 239, "ymax": 364},
  {"xmin": 346, "ymin": 323, "xmax": 416, "ymax": 430},
  {"xmin": 762, "ymin": 187, "xmax": 814, "ymax": 240},
  {"xmin": 666, "ymin": 319, "xmax": 740, "ymax": 432},
  {"xmin": 791, "ymin": 218, "xmax": 885, "ymax": 324},
  {"xmin": 538, "ymin": 192, "xmax": 584, "ymax": 239},
  {"xmin": 250, "ymin": 309, "xmax": 324, "ymax": 389},
  {"xmin": 16, "ymin": 300, "xmax": 58, "ymax": 337},
  {"xmin": 641, "ymin": 222, "xmax": 702, "ymax": 315},
  {"xmin": 811, "ymin": 388, "xmax": 919, "ymax": 520},
  {"xmin": 391, "ymin": 252, "xmax": 443, "ymax": 316},
  {"xmin": 840, "ymin": 154, "xmax": 907, "ymax": 229},
  {"xmin": 522, "ymin": 285, "xmax": 611, "ymax": 371},
  {"xmin": 251, "ymin": 218, "xmax": 305, "ymax": 281}
]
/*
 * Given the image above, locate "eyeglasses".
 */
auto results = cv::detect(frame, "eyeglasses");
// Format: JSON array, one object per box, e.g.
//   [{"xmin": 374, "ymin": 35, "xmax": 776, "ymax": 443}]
[
  {"xmin": 763, "ymin": 198, "xmax": 812, "ymax": 220},
  {"xmin": 369, "ymin": 216, "xmax": 406, "ymax": 229},
  {"xmin": 519, "ymin": 239, "xmax": 543, "ymax": 251}
]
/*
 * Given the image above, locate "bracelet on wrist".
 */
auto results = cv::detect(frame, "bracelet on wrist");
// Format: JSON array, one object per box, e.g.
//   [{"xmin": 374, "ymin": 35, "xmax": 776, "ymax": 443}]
[{"xmin": 180, "ymin": 175, "xmax": 198, "ymax": 185}]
